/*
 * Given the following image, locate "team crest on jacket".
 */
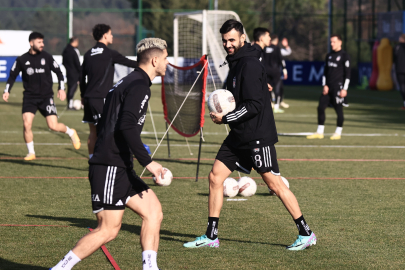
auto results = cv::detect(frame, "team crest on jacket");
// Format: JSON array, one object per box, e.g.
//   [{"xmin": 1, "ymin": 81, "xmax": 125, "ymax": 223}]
[
  {"xmin": 41, "ymin": 58, "xmax": 46, "ymax": 65},
  {"xmin": 253, "ymin": 148, "xmax": 260, "ymax": 153},
  {"xmin": 233, "ymin": 77, "xmax": 236, "ymax": 88},
  {"xmin": 336, "ymin": 56, "xmax": 341, "ymax": 61},
  {"xmin": 50, "ymin": 98, "xmax": 54, "ymax": 105}
]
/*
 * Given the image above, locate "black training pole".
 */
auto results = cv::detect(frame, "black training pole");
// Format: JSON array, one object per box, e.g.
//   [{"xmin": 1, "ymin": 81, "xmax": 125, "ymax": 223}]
[
  {"xmin": 195, "ymin": 127, "xmax": 203, "ymax": 182},
  {"xmin": 166, "ymin": 122, "xmax": 171, "ymax": 158}
]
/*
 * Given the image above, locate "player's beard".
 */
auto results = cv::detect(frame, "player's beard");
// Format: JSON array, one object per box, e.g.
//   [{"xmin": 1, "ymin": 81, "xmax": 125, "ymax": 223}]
[
  {"xmin": 226, "ymin": 40, "xmax": 243, "ymax": 56},
  {"xmin": 32, "ymin": 44, "xmax": 43, "ymax": 53}
]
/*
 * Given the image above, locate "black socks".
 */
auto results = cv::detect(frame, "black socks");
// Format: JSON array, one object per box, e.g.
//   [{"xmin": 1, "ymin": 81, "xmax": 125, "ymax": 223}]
[
  {"xmin": 294, "ymin": 215, "xmax": 312, "ymax": 236},
  {"xmin": 205, "ymin": 217, "xmax": 219, "ymax": 240}
]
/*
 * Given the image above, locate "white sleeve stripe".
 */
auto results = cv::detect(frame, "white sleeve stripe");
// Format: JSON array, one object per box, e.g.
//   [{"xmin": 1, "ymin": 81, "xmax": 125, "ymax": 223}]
[
  {"xmin": 60, "ymin": 81, "xmax": 65, "ymax": 90},
  {"xmin": 226, "ymin": 107, "xmax": 247, "ymax": 119},
  {"xmin": 227, "ymin": 110, "xmax": 247, "ymax": 122},
  {"xmin": 344, "ymin": 79, "xmax": 350, "ymax": 90},
  {"xmin": 322, "ymin": 76, "xmax": 326, "ymax": 86},
  {"xmin": 226, "ymin": 106, "xmax": 247, "ymax": 118},
  {"xmin": 5, "ymin": 84, "xmax": 10, "ymax": 92}
]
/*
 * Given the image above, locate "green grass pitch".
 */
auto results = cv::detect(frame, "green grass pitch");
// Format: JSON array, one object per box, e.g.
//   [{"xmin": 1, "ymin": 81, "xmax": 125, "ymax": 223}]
[{"xmin": 0, "ymin": 82, "xmax": 404, "ymax": 269}]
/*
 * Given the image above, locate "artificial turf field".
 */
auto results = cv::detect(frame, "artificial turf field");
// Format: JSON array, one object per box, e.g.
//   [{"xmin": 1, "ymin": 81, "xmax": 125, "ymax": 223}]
[{"xmin": 0, "ymin": 82, "xmax": 404, "ymax": 269}]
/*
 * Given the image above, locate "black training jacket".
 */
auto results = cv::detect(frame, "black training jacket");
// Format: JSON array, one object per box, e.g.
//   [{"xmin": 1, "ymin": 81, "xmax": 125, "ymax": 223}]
[
  {"xmin": 80, "ymin": 42, "xmax": 138, "ymax": 99},
  {"xmin": 322, "ymin": 50, "xmax": 351, "ymax": 90},
  {"xmin": 394, "ymin": 43, "xmax": 405, "ymax": 74},
  {"xmin": 262, "ymin": 44, "xmax": 286, "ymax": 81},
  {"xmin": 62, "ymin": 44, "xmax": 81, "ymax": 82},
  {"xmin": 89, "ymin": 68, "xmax": 152, "ymax": 169},
  {"xmin": 5, "ymin": 51, "xmax": 65, "ymax": 98},
  {"xmin": 222, "ymin": 43, "xmax": 278, "ymax": 149}
]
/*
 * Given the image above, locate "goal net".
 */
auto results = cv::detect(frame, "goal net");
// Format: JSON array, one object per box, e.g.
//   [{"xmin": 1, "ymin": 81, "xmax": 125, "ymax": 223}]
[
  {"xmin": 174, "ymin": 10, "xmax": 250, "ymax": 96},
  {"xmin": 162, "ymin": 55, "xmax": 208, "ymax": 137}
]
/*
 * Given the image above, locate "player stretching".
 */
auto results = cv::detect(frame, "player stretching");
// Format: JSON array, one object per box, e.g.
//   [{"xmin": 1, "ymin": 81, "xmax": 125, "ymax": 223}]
[
  {"xmin": 50, "ymin": 38, "xmax": 168, "ymax": 270},
  {"xmin": 2, "ymin": 32, "xmax": 81, "ymax": 160},
  {"xmin": 81, "ymin": 24, "xmax": 138, "ymax": 159},
  {"xmin": 183, "ymin": 20, "xmax": 316, "ymax": 251},
  {"xmin": 307, "ymin": 35, "xmax": 350, "ymax": 140},
  {"xmin": 263, "ymin": 34, "xmax": 288, "ymax": 113}
]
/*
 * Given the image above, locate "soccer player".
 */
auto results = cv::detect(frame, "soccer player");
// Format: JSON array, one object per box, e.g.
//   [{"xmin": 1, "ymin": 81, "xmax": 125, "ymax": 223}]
[
  {"xmin": 252, "ymin": 27, "xmax": 271, "ymax": 60},
  {"xmin": 81, "ymin": 24, "xmax": 138, "ymax": 159},
  {"xmin": 278, "ymin": 37, "xmax": 292, "ymax": 108},
  {"xmin": 307, "ymin": 35, "xmax": 350, "ymax": 140},
  {"xmin": 62, "ymin": 36, "xmax": 81, "ymax": 110},
  {"xmin": 393, "ymin": 33, "xmax": 405, "ymax": 110},
  {"xmin": 183, "ymin": 20, "xmax": 316, "ymax": 251},
  {"xmin": 263, "ymin": 34, "xmax": 288, "ymax": 113},
  {"xmin": 49, "ymin": 38, "xmax": 168, "ymax": 270},
  {"xmin": 2, "ymin": 32, "xmax": 81, "ymax": 160}
]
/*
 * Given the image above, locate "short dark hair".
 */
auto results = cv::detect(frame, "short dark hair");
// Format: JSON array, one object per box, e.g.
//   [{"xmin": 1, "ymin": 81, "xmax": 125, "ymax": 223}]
[
  {"xmin": 92, "ymin": 24, "xmax": 111, "ymax": 41},
  {"xmin": 220, "ymin": 19, "xmax": 244, "ymax": 35},
  {"xmin": 270, "ymin": 34, "xmax": 278, "ymax": 40},
  {"xmin": 331, "ymin": 34, "xmax": 342, "ymax": 41},
  {"xmin": 29, "ymin": 32, "xmax": 44, "ymax": 42},
  {"xmin": 69, "ymin": 36, "xmax": 78, "ymax": 43},
  {"xmin": 253, "ymin": 27, "xmax": 270, "ymax": 42}
]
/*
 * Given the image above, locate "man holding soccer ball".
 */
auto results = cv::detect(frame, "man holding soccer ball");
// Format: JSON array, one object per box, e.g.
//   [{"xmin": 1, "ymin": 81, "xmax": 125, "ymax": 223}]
[{"xmin": 183, "ymin": 20, "xmax": 316, "ymax": 251}]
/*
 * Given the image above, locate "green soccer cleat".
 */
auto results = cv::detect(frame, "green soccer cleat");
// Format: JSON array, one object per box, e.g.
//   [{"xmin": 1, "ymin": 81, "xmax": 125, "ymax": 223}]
[
  {"xmin": 286, "ymin": 232, "xmax": 317, "ymax": 251},
  {"xmin": 183, "ymin": 234, "xmax": 220, "ymax": 248}
]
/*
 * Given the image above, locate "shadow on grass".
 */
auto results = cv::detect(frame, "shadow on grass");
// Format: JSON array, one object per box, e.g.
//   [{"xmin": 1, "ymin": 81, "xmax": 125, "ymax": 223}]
[
  {"xmin": 0, "ymin": 159, "xmax": 87, "ymax": 172},
  {"xmin": 0, "ymin": 257, "xmax": 48, "ymax": 269},
  {"xmin": 26, "ymin": 214, "xmax": 197, "ymax": 243},
  {"xmin": 26, "ymin": 214, "xmax": 286, "ymax": 247}
]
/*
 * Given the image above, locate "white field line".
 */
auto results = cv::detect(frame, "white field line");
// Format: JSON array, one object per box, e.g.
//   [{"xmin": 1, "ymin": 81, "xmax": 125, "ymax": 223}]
[
  {"xmin": 0, "ymin": 130, "xmax": 404, "ymax": 137},
  {"xmin": 0, "ymin": 142, "xmax": 405, "ymax": 149}
]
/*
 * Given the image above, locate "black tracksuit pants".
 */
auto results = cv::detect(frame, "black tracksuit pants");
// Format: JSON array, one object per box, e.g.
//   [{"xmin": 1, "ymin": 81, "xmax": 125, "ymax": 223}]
[{"xmin": 317, "ymin": 86, "xmax": 344, "ymax": 127}]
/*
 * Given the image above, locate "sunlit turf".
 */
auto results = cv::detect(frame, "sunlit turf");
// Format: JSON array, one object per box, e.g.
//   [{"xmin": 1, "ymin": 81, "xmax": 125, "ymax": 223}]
[{"xmin": 0, "ymin": 82, "xmax": 404, "ymax": 269}]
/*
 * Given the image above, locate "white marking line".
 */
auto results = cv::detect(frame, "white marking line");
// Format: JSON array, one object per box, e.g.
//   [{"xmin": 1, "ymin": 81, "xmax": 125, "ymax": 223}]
[
  {"xmin": 0, "ymin": 143, "xmax": 404, "ymax": 149},
  {"xmin": 227, "ymin": 198, "xmax": 248, "ymax": 201},
  {"xmin": 1, "ymin": 130, "xmax": 404, "ymax": 137}
]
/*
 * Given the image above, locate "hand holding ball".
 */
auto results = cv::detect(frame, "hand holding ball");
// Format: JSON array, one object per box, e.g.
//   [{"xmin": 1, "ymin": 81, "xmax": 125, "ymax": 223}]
[{"xmin": 153, "ymin": 168, "xmax": 173, "ymax": 186}]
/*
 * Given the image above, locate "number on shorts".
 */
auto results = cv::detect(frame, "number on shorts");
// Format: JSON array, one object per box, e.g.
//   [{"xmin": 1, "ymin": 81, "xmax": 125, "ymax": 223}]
[{"xmin": 254, "ymin": 155, "xmax": 262, "ymax": 168}]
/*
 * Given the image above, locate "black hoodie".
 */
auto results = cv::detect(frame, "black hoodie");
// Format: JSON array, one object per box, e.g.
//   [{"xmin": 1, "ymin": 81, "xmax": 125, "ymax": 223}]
[{"xmin": 222, "ymin": 43, "xmax": 278, "ymax": 149}]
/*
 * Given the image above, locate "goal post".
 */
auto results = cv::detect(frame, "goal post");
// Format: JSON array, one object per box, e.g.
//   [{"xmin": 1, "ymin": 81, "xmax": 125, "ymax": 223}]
[{"xmin": 173, "ymin": 10, "xmax": 250, "ymax": 94}]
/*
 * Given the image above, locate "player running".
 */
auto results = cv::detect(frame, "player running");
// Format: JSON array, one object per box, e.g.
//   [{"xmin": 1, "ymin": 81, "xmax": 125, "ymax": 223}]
[
  {"xmin": 81, "ymin": 24, "xmax": 138, "ymax": 159},
  {"xmin": 307, "ymin": 35, "xmax": 351, "ymax": 140},
  {"xmin": 263, "ymin": 34, "xmax": 288, "ymax": 113},
  {"xmin": 50, "ymin": 38, "xmax": 168, "ymax": 270},
  {"xmin": 183, "ymin": 20, "xmax": 316, "ymax": 251},
  {"xmin": 2, "ymin": 32, "xmax": 81, "ymax": 160},
  {"xmin": 62, "ymin": 36, "xmax": 81, "ymax": 110}
]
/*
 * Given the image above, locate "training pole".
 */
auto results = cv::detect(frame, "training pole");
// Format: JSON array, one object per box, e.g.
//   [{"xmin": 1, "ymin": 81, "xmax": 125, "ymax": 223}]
[
  {"xmin": 166, "ymin": 122, "xmax": 171, "ymax": 158},
  {"xmin": 195, "ymin": 127, "xmax": 203, "ymax": 182}
]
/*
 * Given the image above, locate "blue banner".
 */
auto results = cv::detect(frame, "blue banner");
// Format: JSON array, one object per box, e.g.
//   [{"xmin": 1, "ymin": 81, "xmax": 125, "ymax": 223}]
[
  {"xmin": 0, "ymin": 56, "xmax": 21, "ymax": 82},
  {"xmin": 283, "ymin": 61, "xmax": 325, "ymax": 86}
]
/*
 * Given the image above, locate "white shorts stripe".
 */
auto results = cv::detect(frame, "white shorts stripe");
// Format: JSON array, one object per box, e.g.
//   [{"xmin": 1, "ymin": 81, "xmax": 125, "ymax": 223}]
[
  {"xmin": 106, "ymin": 167, "xmax": 114, "ymax": 204},
  {"xmin": 268, "ymin": 146, "xmax": 272, "ymax": 167},
  {"xmin": 262, "ymin": 147, "xmax": 267, "ymax": 167},
  {"xmin": 103, "ymin": 166, "xmax": 111, "ymax": 204},
  {"xmin": 109, "ymin": 167, "xmax": 117, "ymax": 205}
]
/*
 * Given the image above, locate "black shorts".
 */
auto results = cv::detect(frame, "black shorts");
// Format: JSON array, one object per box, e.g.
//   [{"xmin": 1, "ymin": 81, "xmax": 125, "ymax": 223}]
[
  {"xmin": 82, "ymin": 98, "xmax": 104, "ymax": 125},
  {"xmin": 22, "ymin": 96, "xmax": 57, "ymax": 117},
  {"xmin": 89, "ymin": 164, "xmax": 150, "ymax": 213},
  {"xmin": 215, "ymin": 143, "xmax": 280, "ymax": 175}
]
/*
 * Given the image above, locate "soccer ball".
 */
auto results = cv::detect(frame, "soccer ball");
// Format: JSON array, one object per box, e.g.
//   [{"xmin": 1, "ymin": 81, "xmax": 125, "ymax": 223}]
[
  {"xmin": 223, "ymin": 178, "xmax": 239, "ymax": 197},
  {"xmin": 268, "ymin": 176, "xmax": 290, "ymax": 196},
  {"xmin": 207, "ymin": 89, "xmax": 236, "ymax": 115},
  {"xmin": 153, "ymin": 168, "xmax": 173, "ymax": 186},
  {"xmin": 238, "ymin": 177, "xmax": 257, "ymax": 197},
  {"xmin": 73, "ymin": 99, "xmax": 82, "ymax": 110}
]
